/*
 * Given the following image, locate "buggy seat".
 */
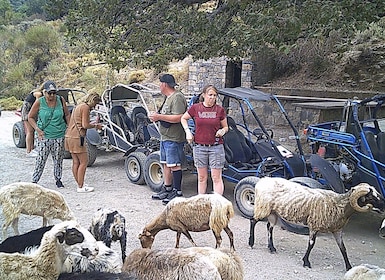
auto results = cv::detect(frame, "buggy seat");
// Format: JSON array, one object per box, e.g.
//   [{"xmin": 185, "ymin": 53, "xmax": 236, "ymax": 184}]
[
  {"xmin": 223, "ymin": 117, "xmax": 260, "ymax": 167},
  {"xmin": 110, "ymin": 105, "xmax": 134, "ymax": 142}
]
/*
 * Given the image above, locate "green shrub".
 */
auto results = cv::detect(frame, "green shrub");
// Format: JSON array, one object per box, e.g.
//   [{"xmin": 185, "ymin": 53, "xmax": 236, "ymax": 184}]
[{"xmin": 0, "ymin": 96, "xmax": 23, "ymax": 110}]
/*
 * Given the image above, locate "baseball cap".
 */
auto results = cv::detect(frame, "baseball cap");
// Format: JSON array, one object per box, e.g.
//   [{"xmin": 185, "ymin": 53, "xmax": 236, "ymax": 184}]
[
  {"xmin": 43, "ymin": 81, "xmax": 58, "ymax": 93},
  {"xmin": 159, "ymin": 74, "xmax": 178, "ymax": 87}
]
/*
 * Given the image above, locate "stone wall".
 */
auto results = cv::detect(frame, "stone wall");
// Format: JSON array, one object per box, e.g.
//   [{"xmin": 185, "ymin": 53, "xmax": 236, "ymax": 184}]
[
  {"xmin": 186, "ymin": 58, "xmax": 350, "ymax": 131},
  {"xmin": 187, "ymin": 57, "xmax": 252, "ymax": 96}
]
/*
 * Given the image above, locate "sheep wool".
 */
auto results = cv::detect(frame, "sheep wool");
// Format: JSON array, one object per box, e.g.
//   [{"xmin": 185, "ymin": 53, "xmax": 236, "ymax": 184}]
[
  {"xmin": 249, "ymin": 177, "xmax": 385, "ymax": 271},
  {"xmin": 0, "ymin": 182, "xmax": 75, "ymax": 239},
  {"xmin": 139, "ymin": 193, "xmax": 235, "ymax": 250},
  {"xmin": 62, "ymin": 241, "xmax": 122, "ymax": 273},
  {"xmin": 0, "ymin": 220, "xmax": 99, "ymax": 280},
  {"xmin": 122, "ymin": 248, "xmax": 222, "ymax": 280},
  {"xmin": 184, "ymin": 247, "xmax": 244, "ymax": 280},
  {"xmin": 344, "ymin": 264, "xmax": 385, "ymax": 280}
]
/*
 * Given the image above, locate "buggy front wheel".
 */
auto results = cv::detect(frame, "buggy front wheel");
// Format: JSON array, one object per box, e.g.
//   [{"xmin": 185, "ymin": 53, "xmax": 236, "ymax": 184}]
[
  {"xmin": 125, "ymin": 151, "xmax": 146, "ymax": 185},
  {"xmin": 144, "ymin": 151, "xmax": 163, "ymax": 192}
]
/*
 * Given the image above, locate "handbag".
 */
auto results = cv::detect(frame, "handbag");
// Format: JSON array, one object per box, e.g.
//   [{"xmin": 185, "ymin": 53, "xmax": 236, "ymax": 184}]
[{"xmin": 59, "ymin": 97, "xmax": 67, "ymax": 124}]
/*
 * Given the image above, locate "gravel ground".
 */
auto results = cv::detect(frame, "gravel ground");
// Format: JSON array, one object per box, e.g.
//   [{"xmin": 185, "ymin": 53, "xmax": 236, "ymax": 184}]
[{"xmin": 1, "ymin": 110, "xmax": 385, "ymax": 280}]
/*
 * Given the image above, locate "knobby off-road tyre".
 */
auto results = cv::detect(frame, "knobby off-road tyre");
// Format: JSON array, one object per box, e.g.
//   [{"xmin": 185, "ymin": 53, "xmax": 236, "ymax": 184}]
[
  {"xmin": 13, "ymin": 121, "xmax": 26, "ymax": 148},
  {"xmin": 144, "ymin": 151, "xmax": 163, "ymax": 192},
  {"xmin": 125, "ymin": 151, "xmax": 146, "ymax": 185},
  {"xmin": 87, "ymin": 142, "xmax": 98, "ymax": 167},
  {"xmin": 234, "ymin": 176, "xmax": 260, "ymax": 219}
]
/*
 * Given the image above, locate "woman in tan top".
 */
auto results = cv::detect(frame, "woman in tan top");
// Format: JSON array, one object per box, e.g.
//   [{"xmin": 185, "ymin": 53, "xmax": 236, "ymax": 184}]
[{"xmin": 65, "ymin": 93, "xmax": 102, "ymax": 193}]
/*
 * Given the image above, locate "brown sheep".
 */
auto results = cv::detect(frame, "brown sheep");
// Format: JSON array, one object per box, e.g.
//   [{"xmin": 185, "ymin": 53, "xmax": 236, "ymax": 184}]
[
  {"xmin": 139, "ymin": 193, "xmax": 235, "ymax": 251},
  {"xmin": 0, "ymin": 182, "xmax": 75, "ymax": 238}
]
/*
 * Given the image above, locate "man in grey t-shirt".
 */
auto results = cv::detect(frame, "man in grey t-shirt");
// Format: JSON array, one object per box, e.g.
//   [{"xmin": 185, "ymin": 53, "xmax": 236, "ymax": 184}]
[{"xmin": 148, "ymin": 74, "xmax": 187, "ymax": 204}]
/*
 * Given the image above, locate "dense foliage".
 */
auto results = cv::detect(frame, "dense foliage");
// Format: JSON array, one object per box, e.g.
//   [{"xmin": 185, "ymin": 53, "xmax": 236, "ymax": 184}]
[
  {"xmin": 58, "ymin": 0, "xmax": 385, "ymax": 71},
  {"xmin": 1, "ymin": 0, "xmax": 385, "ymax": 106}
]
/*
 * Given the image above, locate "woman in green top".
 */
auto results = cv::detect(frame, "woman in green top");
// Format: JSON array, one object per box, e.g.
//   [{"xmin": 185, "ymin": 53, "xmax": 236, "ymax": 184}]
[{"xmin": 28, "ymin": 81, "xmax": 70, "ymax": 188}]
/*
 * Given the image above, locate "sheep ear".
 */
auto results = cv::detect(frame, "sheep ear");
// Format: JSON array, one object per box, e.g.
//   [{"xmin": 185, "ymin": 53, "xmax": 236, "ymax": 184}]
[{"xmin": 56, "ymin": 232, "xmax": 65, "ymax": 243}]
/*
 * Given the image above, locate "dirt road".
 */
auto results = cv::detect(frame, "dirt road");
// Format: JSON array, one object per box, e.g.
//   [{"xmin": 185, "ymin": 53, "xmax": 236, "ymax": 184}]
[{"xmin": 1, "ymin": 110, "xmax": 385, "ymax": 279}]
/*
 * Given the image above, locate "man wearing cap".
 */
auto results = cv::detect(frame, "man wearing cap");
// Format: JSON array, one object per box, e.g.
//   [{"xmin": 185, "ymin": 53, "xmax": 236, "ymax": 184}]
[
  {"xmin": 28, "ymin": 80, "xmax": 70, "ymax": 188},
  {"xmin": 149, "ymin": 74, "xmax": 187, "ymax": 204}
]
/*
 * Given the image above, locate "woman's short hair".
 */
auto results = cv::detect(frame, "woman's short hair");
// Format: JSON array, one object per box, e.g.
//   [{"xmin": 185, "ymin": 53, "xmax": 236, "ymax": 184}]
[{"xmin": 84, "ymin": 93, "xmax": 101, "ymax": 105}]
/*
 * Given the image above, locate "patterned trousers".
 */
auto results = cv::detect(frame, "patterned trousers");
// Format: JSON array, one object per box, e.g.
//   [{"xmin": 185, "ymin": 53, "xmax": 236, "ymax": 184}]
[{"xmin": 32, "ymin": 137, "xmax": 65, "ymax": 183}]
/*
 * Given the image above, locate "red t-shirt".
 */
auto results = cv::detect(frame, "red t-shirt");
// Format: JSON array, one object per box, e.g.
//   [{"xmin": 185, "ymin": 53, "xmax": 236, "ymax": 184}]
[{"xmin": 187, "ymin": 103, "xmax": 226, "ymax": 145}]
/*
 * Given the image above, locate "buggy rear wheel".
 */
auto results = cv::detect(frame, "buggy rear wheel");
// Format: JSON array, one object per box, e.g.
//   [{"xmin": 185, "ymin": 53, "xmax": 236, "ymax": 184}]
[
  {"xmin": 144, "ymin": 151, "xmax": 163, "ymax": 192},
  {"xmin": 13, "ymin": 121, "xmax": 26, "ymax": 148},
  {"xmin": 87, "ymin": 142, "xmax": 98, "ymax": 167},
  {"xmin": 125, "ymin": 151, "xmax": 146, "ymax": 185},
  {"xmin": 234, "ymin": 176, "xmax": 260, "ymax": 219}
]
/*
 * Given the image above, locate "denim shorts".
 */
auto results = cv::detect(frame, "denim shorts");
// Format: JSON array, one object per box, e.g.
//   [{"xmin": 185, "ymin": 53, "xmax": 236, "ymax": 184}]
[
  {"xmin": 193, "ymin": 144, "xmax": 225, "ymax": 169},
  {"xmin": 160, "ymin": 141, "xmax": 185, "ymax": 167}
]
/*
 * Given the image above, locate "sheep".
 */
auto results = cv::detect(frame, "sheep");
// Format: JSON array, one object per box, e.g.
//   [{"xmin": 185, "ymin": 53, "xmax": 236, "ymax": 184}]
[
  {"xmin": 0, "ymin": 225, "xmax": 53, "ymax": 253},
  {"xmin": 0, "ymin": 220, "xmax": 99, "ymax": 280},
  {"xmin": 0, "ymin": 182, "xmax": 76, "ymax": 239},
  {"xmin": 89, "ymin": 208, "xmax": 127, "ymax": 262},
  {"xmin": 344, "ymin": 264, "xmax": 385, "ymax": 280},
  {"xmin": 182, "ymin": 247, "xmax": 244, "ymax": 280},
  {"xmin": 58, "ymin": 272, "xmax": 137, "ymax": 280},
  {"xmin": 122, "ymin": 247, "xmax": 222, "ymax": 280},
  {"xmin": 0, "ymin": 225, "xmax": 122, "ymax": 274},
  {"xmin": 138, "ymin": 193, "xmax": 235, "ymax": 251},
  {"xmin": 61, "ymin": 240, "xmax": 122, "ymax": 274},
  {"xmin": 248, "ymin": 177, "xmax": 385, "ymax": 271}
]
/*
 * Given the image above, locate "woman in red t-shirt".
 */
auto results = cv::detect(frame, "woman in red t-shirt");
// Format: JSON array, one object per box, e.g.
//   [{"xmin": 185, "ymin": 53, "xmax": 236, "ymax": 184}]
[{"xmin": 181, "ymin": 85, "xmax": 228, "ymax": 195}]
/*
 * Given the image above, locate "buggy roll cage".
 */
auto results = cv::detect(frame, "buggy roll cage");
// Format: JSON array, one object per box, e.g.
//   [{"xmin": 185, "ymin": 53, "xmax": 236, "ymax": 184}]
[{"xmin": 307, "ymin": 94, "xmax": 385, "ymax": 196}]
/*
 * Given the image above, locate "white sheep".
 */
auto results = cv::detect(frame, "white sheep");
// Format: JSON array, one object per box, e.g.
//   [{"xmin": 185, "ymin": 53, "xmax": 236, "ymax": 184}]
[
  {"xmin": 62, "ymin": 240, "xmax": 122, "ymax": 274},
  {"xmin": 344, "ymin": 264, "xmax": 385, "ymax": 280},
  {"xmin": 0, "ymin": 182, "xmax": 75, "ymax": 238},
  {"xmin": 138, "ymin": 193, "xmax": 235, "ymax": 251},
  {"xmin": 0, "ymin": 220, "xmax": 99, "ymax": 280},
  {"xmin": 0, "ymin": 225, "xmax": 122, "ymax": 274},
  {"xmin": 249, "ymin": 177, "xmax": 385, "ymax": 271},
  {"xmin": 89, "ymin": 208, "xmax": 127, "ymax": 262},
  {"xmin": 183, "ymin": 247, "xmax": 244, "ymax": 280},
  {"xmin": 122, "ymin": 247, "xmax": 222, "ymax": 280}
]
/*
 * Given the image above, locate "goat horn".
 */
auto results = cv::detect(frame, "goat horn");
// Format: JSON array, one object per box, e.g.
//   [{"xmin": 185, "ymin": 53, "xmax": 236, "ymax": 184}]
[{"xmin": 349, "ymin": 183, "xmax": 372, "ymax": 212}]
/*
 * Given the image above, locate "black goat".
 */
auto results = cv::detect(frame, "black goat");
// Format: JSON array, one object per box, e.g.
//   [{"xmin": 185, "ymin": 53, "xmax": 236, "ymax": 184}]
[
  {"xmin": 89, "ymin": 208, "xmax": 127, "ymax": 262},
  {"xmin": 59, "ymin": 272, "xmax": 137, "ymax": 280},
  {"xmin": 0, "ymin": 225, "xmax": 53, "ymax": 253}
]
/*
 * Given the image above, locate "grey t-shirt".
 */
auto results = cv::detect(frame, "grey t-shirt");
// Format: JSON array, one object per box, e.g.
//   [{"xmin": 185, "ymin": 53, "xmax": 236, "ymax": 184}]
[{"xmin": 159, "ymin": 90, "xmax": 187, "ymax": 142}]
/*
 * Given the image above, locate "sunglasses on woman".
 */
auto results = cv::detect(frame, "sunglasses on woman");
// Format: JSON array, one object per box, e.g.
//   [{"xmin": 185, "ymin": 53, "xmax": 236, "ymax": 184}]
[{"xmin": 46, "ymin": 91, "xmax": 56, "ymax": 95}]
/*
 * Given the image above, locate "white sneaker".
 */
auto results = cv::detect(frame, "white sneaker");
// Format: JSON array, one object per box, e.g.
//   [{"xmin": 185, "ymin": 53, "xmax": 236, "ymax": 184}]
[
  {"xmin": 77, "ymin": 186, "xmax": 94, "ymax": 193},
  {"xmin": 27, "ymin": 150, "xmax": 38, "ymax": 157}
]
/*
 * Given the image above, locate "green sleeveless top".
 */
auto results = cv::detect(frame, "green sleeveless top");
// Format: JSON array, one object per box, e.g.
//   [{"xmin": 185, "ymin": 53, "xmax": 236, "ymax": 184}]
[{"xmin": 37, "ymin": 96, "xmax": 67, "ymax": 139}]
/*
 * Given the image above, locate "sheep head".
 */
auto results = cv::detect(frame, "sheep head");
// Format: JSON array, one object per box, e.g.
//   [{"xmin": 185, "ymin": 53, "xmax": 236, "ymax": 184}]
[
  {"xmin": 138, "ymin": 229, "xmax": 155, "ymax": 249},
  {"xmin": 349, "ymin": 183, "xmax": 385, "ymax": 213},
  {"xmin": 110, "ymin": 212, "xmax": 126, "ymax": 241},
  {"xmin": 51, "ymin": 221, "xmax": 100, "ymax": 261}
]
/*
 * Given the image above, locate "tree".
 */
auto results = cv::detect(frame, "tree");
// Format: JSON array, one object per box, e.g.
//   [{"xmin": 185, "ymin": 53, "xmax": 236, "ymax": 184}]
[
  {"xmin": 58, "ymin": 0, "xmax": 385, "ymax": 71},
  {"xmin": 0, "ymin": 0, "xmax": 12, "ymax": 25}
]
